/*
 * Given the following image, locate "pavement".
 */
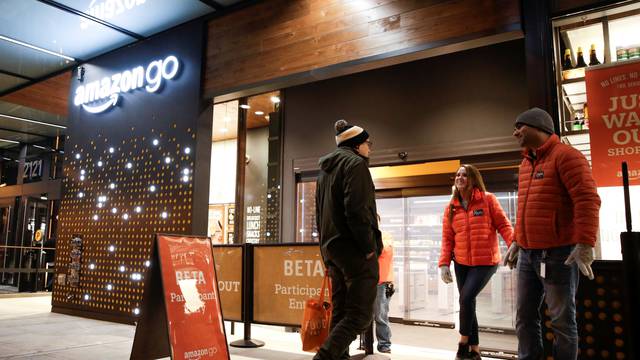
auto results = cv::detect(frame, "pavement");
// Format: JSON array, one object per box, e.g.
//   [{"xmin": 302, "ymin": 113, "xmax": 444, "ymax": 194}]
[{"xmin": 0, "ymin": 295, "xmax": 516, "ymax": 359}]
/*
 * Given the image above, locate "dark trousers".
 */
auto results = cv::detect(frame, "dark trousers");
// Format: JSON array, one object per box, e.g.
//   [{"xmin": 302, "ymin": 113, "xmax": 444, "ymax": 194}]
[
  {"xmin": 314, "ymin": 256, "xmax": 379, "ymax": 360},
  {"xmin": 454, "ymin": 262, "xmax": 497, "ymax": 345}
]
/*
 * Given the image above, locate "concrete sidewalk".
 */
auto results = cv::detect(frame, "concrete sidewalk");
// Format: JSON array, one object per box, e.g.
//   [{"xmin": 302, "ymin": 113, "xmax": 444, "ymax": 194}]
[{"xmin": 0, "ymin": 295, "xmax": 515, "ymax": 359}]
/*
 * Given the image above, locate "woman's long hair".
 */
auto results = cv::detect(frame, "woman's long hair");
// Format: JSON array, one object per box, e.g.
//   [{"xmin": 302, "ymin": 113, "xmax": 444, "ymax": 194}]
[{"xmin": 448, "ymin": 164, "xmax": 487, "ymax": 222}]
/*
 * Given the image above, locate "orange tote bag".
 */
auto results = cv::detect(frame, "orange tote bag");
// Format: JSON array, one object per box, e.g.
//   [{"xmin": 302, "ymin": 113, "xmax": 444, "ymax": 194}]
[{"xmin": 300, "ymin": 270, "xmax": 332, "ymax": 352}]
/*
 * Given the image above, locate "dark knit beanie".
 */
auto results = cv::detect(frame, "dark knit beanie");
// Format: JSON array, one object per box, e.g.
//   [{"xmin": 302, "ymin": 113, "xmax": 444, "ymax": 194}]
[
  {"xmin": 335, "ymin": 119, "xmax": 369, "ymax": 147},
  {"xmin": 515, "ymin": 107, "xmax": 555, "ymax": 135}
]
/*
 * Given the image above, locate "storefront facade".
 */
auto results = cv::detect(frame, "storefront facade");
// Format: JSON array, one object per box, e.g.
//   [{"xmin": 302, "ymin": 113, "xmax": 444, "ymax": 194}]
[{"xmin": 2, "ymin": 0, "xmax": 632, "ymax": 356}]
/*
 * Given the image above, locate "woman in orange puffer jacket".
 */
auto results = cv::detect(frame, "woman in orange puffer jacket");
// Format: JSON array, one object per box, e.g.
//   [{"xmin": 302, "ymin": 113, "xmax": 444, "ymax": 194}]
[{"xmin": 438, "ymin": 164, "xmax": 514, "ymax": 360}]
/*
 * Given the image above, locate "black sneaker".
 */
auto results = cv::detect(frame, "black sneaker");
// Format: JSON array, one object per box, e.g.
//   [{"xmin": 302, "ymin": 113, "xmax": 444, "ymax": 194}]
[
  {"xmin": 378, "ymin": 347, "xmax": 391, "ymax": 354},
  {"xmin": 468, "ymin": 350, "xmax": 481, "ymax": 360},
  {"xmin": 455, "ymin": 343, "xmax": 470, "ymax": 360}
]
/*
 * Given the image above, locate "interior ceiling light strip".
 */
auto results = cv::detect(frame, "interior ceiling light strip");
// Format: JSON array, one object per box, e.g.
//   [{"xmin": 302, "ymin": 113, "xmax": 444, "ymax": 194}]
[
  {"xmin": 0, "ymin": 113, "xmax": 67, "ymax": 129},
  {"xmin": 0, "ymin": 138, "xmax": 19, "ymax": 144},
  {"xmin": 0, "ymin": 34, "xmax": 75, "ymax": 62}
]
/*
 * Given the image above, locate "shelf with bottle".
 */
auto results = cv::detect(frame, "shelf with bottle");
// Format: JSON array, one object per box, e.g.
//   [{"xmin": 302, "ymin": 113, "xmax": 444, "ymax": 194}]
[{"xmin": 561, "ymin": 44, "xmax": 602, "ymax": 81}]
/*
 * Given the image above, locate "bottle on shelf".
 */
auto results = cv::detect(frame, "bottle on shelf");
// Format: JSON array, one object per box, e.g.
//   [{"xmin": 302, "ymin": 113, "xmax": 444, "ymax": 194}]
[
  {"xmin": 617, "ymin": 46, "xmax": 628, "ymax": 61},
  {"xmin": 563, "ymin": 48, "xmax": 574, "ymax": 69},
  {"xmin": 583, "ymin": 104, "xmax": 589, "ymax": 129},
  {"xmin": 589, "ymin": 44, "xmax": 601, "ymax": 66},
  {"xmin": 576, "ymin": 46, "xmax": 587, "ymax": 68}
]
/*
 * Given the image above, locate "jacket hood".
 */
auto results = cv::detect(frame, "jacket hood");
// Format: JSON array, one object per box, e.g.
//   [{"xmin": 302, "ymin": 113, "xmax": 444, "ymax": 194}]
[{"xmin": 319, "ymin": 147, "xmax": 364, "ymax": 172}]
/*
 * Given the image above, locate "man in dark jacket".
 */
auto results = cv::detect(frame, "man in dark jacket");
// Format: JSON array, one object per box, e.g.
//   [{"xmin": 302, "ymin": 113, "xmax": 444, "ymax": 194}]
[{"xmin": 314, "ymin": 119, "xmax": 382, "ymax": 360}]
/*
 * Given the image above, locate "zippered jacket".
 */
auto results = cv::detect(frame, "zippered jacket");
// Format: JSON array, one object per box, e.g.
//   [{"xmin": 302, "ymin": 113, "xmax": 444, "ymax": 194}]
[
  {"xmin": 316, "ymin": 147, "xmax": 382, "ymax": 263},
  {"xmin": 516, "ymin": 134, "xmax": 601, "ymax": 249},
  {"xmin": 439, "ymin": 188, "xmax": 514, "ymax": 267}
]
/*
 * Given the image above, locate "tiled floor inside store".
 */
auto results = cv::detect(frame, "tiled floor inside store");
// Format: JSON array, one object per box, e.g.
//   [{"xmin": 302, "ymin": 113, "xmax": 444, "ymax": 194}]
[{"xmin": 0, "ymin": 295, "xmax": 516, "ymax": 359}]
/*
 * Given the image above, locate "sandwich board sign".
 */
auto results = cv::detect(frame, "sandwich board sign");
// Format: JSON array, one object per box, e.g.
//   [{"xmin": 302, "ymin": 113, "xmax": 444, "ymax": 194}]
[{"xmin": 131, "ymin": 234, "xmax": 230, "ymax": 359}]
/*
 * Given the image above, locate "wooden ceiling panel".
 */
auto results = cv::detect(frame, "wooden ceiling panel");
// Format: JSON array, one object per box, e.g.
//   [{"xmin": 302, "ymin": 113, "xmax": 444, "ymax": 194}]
[{"xmin": 1, "ymin": 71, "xmax": 72, "ymax": 117}]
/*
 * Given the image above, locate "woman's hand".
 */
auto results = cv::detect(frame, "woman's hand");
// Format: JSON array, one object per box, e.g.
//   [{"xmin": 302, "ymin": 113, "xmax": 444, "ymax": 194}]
[{"xmin": 440, "ymin": 265, "xmax": 453, "ymax": 284}]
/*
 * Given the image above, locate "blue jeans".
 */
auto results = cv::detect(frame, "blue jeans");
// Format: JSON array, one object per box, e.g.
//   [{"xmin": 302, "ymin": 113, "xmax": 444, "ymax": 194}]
[
  {"xmin": 516, "ymin": 245, "xmax": 579, "ymax": 360},
  {"xmin": 454, "ymin": 263, "xmax": 497, "ymax": 345},
  {"xmin": 373, "ymin": 283, "xmax": 391, "ymax": 351}
]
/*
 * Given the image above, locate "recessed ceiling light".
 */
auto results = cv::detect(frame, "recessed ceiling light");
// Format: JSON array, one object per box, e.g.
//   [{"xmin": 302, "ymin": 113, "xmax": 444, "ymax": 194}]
[
  {"xmin": 270, "ymin": 96, "xmax": 280, "ymax": 103},
  {"xmin": 255, "ymin": 111, "xmax": 264, "ymax": 115},
  {"xmin": 111, "ymin": 207, "xmax": 118, "ymax": 214},
  {"xmin": 184, "ymin": 147, "xmax": 191, "ymax": 154},
  {"xmin": 108, "ymin": 147, "xmax": 115, "ymax": 153},
  {"xmin": 152, "ymin": 139, "xmax": 159, "ymax": 146},
  {"xmin": 240, "ymin": 104, "xmax": 250, "ymax": 109}
]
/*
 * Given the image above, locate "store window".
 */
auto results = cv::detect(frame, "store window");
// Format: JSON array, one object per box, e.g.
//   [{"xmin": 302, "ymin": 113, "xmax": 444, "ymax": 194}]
[
  {"xmin": 296, "ymin": 178, "xmax": 318, "ymax": 243},
  {"xmin": 553, "ymin": 3, "xmax": 640, "ymax": 260},
  {"xmin": 209, "ymin": 91, "xmax": 282, "ymax": 244},
  {"xmin": 242, "ymin": 91, "xmax": 282, "ymax": 243}
]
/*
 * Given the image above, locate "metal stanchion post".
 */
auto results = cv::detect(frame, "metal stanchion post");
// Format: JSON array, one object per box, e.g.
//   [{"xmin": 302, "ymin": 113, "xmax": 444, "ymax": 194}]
[
  {"xmin": 620, "ymin": 161, "xmax": 639, "ymax": 360},
  {"xmin": 230, "ymin": 243, "xmax": 264, "ymax": 348}
]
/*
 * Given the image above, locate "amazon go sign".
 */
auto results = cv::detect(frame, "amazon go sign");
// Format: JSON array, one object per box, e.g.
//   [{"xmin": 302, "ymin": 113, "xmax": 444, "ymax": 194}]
[{"xmin": 73, "ymin": 55, "xmax": 180, "ymax": 113}]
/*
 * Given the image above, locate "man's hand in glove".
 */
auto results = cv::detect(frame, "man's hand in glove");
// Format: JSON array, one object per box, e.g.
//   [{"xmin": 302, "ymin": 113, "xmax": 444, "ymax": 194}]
[
  {"xmin": 565, "ymin": 243, "xmax": 595, "ymax": 280},
  {"xmin": 503, "ymin": 242, "xmax": 520, "ymax": 269},
  {"xmin": 440, "ymin": 265, "xmax": 453, "ymax": 284}
]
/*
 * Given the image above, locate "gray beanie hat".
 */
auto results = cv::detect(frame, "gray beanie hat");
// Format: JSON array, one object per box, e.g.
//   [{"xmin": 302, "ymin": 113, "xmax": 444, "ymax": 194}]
[{"xmin": 515, "ymin": 107, "xmax": 555, "ymax": 135}]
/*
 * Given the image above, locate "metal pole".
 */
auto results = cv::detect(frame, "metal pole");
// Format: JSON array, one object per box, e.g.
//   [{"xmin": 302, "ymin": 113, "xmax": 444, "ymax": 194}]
[{"xmin": 230, "ymin": 243, "xmax": 264, "ymax": 348}]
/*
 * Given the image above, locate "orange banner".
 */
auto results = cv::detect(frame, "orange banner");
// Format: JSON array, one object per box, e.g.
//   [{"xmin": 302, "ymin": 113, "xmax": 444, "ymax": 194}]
[
  {"xmin": 586, "ymin": 60, "xmax": 640, "ymax": 186},
  {"xmin": 157, "ymin": 235, "xmax": 230, "ymax": 360}
]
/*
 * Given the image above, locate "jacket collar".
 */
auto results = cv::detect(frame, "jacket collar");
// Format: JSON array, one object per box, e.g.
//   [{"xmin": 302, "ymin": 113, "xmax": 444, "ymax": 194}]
[
  {"xmin": 451, "ymin": 188, "xmax": 483, "ymax": 207},
  {"xmin": 522, "ymin": 134, "xmax": 560, "ymax": 161}
]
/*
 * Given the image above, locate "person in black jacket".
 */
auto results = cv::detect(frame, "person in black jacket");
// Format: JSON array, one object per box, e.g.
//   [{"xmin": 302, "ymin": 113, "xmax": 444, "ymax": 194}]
[{"xmin": 314, "ymin": 119, "xmax": 382, "ymax": 360}]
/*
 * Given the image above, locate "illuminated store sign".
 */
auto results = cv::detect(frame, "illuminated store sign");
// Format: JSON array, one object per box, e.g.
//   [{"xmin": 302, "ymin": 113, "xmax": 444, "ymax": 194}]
[
  {"xmin": 74, "ymin": 55, "xmax": 180, "ymax": 114},
  {"xmin": 80, "ymin": 0, "xmax": 147, "ymax": 30}
]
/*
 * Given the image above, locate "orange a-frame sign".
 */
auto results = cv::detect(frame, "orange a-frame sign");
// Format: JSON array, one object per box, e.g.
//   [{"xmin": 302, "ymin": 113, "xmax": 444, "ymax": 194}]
[{"xmin": 131, "ymin": 234, "xmax": 230, "ymax": 360}]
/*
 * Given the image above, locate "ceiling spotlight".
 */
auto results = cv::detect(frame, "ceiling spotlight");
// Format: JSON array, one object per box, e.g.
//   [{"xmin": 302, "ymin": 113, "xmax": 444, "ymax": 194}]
[
  {"xmin": 80, "ymin": 169, "xmax": 86, "ymax": 175},
  {"xmin": 149, "ymin": 185, "xmax": 156, "ymax": 192},
  {"xmin": 97, "ymin": 203, "xmax": 103, "ymax": 208},
  {"xmin": 161, "ymin": 211, "xmax": 168, "ymax": 219},
  {"xmin": 131, "ymin": 273, "xmax": 142, "ymax": 281},
  {"xmin": 133, "ymin": 308, "xmax": 140, "ymax": 315},
  {"xmin": 108, "ymin": 147, "xmax": 115, "ymax": 153},
  {"xmin": 79, "ymin": 175, "xmax": 85, "ymax": 181},
  {"xmin": 83, "ymin": 294, "xmax": 90, "ymax": 301},
  {"xmin": 122, "ymin": 213, "xmax": 129, "ymax": 220},
  {"xmin": 75, "ymin": 153, "xmax": 81, "ymax": 159},
  {"xmin": 109, "ymin": 183, "xmax": 116, "ymax": 189},
  {"xmin": 135, "ymin": 206, "xmax": 142, "ymax": 213},
  {"xmin": 184, "ymin": 147, "xmax": 191, "ymax": 154},
  {"xmin": 119, "ymin": 265, "xmax": 126, "ymax": 272},
  {"xmin": 108, "ymin": 245, "xmax": 115, "ymax": 252},
  {"xmin": 97, "ymin": 160, "xmax": 103, "ymax": 167},
  {"xmin": 266, "ymin": 231, "xmax": 271, "ymax": 237},
  {"xmin": 182, "ymin": 175, "xmax": 189, "ymax": 182},
  {"xmin": 88, "ymin": 263, "xmax": 96, "ymax": 270},
  {"xmin": 240, "ymin": 104, "xmax": 250, "ymax": 109},
  {"xmin": 106, "ymin": 284, "xmax": 113, "ymax": 291},
  {"xmin": 126, "ymin": 162, "xmax": 133, "ymax": 169},
  {"xmin": 255, "ymin": 111, "xmax": 264, "ymax": 115},
  {"xmin": 152, "ymin": 139, "xmax": 159, "ymax": 146},
  {"xmin": 270, "ymin": 96, "xmax": 280, "ymax": 103},
  {"xmin": 111, "ymin": 207, "xmax": 117, "ymax": 214},
  {"xmin": 164, "ymin": 157, "xmax": 171, "ymax": 164},
  {"xmin": 98, "ymin": 195, "xmax": 107, "ymax": 202},
  {"xmin": 78, "ymin": 192, "xmax": 84, "ymax": 198},
  {"xmin": 92, "ymin": 214, "xmax": 99, "ymax": 221},
  {"xmin": 144, "ymin": 260, "xmax": 151, "ymax": 267},
  {"xmin": 182, "ymin": 168, "xmax": 190, "ymax": 175}
]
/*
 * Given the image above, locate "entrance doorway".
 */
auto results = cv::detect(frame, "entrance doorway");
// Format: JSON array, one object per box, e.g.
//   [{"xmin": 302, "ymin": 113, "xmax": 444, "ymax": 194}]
[
  {"xmin": 377, "ymin": 192, "xmax": 518, "ymax": 331},
  {"xmin": 0, "ymin": 197, "xmax": 54, "ymax": 293}
]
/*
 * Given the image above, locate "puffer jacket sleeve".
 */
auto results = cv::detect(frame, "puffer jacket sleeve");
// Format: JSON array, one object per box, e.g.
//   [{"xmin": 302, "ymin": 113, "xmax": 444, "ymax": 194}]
[
  {"xmin": 343, "ymin": 159, "xmax": 376, "ymax": 256},
  {"xmin": 487, "ymin": 193, "xmax": 514, "ymax": 247},
  {"xmin": 439, "ymin": 205, "xmax": 455, "ymax": 267},
  {"xmin": 557, "ymin": 147, "xmax": 601, "ymax": 247}
]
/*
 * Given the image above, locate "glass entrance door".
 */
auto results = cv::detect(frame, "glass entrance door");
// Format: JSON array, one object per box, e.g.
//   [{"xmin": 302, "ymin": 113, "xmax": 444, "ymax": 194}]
[
  {"xmin": 377, "ymin": 192, "xmax": 518, "ymax": 331},
  {"xmin": 0, "ymin": 197, "xmax": 52, "ymax": 292}
]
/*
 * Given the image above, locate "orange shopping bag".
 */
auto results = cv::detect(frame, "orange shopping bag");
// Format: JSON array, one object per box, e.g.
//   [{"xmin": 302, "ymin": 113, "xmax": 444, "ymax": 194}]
[{"xmin": 300, "ymin": 270, "xmax": 332, "ymax": 352}]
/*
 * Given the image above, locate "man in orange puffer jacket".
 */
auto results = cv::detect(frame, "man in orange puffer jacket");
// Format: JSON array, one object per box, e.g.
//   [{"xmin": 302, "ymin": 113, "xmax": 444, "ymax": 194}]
[{"xmin": 506, "ymin": 107, "xmax": 601, "ymax": 360}]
